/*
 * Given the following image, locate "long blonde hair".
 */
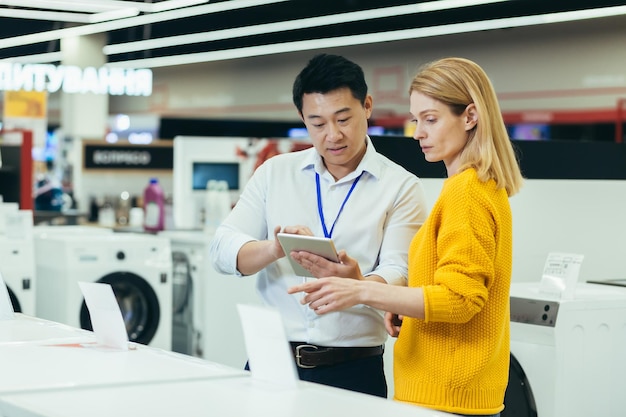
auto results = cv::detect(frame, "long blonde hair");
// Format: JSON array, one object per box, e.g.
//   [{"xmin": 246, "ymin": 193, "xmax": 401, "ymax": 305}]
[{"xmin": 409, "ymin": 57, "xmax": 523, "ymax": 196}]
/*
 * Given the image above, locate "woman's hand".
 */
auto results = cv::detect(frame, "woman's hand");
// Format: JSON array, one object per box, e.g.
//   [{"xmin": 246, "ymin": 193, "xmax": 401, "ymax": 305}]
[
  {"xmin": 287, "ymin": 277, "xmax": 363, "ymax": 314},
  {"xmin": 384, "ymin": 311, "xmax": 403, "ymax": 337}
]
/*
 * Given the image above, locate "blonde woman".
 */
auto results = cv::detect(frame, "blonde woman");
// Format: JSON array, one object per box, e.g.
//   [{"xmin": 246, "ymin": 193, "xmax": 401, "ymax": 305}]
[{"xmin": 289, "ymin": 57, "xmax": 523, "ymax": 416}]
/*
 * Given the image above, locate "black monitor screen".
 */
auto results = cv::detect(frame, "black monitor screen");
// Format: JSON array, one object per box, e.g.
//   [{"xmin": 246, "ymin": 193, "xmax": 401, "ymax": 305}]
[{"xmin": 192, "ymin": 162, "xmax": 240, "ymax": 190}]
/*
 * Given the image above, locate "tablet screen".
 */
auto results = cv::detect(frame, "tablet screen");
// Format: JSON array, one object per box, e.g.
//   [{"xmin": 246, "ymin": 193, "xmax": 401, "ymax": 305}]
[{"xmin": 276, "ymin": 233, "xmax": 338, "ymax": 277}]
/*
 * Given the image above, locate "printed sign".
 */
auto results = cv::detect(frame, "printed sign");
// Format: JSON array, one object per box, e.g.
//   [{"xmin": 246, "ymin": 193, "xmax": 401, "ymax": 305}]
[
  {"xmin": 0, "ymin": 63, "xmax": 152, "ymax": 96},
  {"xmin": 83, "ymin": 143, "xmax": 173, "ymax": 170}
]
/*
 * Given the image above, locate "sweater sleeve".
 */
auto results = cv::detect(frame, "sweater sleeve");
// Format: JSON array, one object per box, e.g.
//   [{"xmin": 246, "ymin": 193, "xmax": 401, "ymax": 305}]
[{"xmin": 423, "ymin": 173, "xmax": 497, "ymax": 324}]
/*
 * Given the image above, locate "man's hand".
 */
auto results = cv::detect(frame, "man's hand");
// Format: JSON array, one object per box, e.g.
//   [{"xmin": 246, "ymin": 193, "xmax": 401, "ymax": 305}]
[{"xmin": 290, "ymin": 249, "xmax": 365, "ymax": 280}]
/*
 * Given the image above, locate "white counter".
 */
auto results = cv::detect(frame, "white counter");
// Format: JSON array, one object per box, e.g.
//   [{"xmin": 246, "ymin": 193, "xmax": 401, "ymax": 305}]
[
  {"xmin": 0, "ymin": 314, "xmax": 93, "ymax": 346},
  {"xmin": 0, "ymin": 376, "xmax": 449, "ymax": 417},
  {"xmin": 0, "ymin": 314, "xmax": 446, "ymax": 417}
]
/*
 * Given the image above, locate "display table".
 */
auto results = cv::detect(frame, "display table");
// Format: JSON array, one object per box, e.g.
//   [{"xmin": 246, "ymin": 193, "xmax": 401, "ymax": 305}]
[
  {"xmin": 0, "ymin": 314, "xmax": 93, "ymax": 346},
  {"xmin": 0, "ymin": 314, "xmax": 447, "ymax": 417},
  {"xmin": 0, "ymin": 340, "xmax": 244, "ymax": 396},
  {"xmin": 0, "ymin": 372, "xmax": 449, "ymax": 417}
]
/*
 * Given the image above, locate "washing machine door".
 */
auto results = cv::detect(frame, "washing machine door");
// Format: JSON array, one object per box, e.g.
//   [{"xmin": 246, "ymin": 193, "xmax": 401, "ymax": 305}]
[
  {"xmin": 5, "ymin": 285, "xmax": 21, "ymax": 313},
  {"xmin": 171, "ymin": 251, "xmax": 192, "ymax": 315},
  {"xmin": 502, "ymin": 354, "xmax": 537, "ymax": 417},
  {"xmin": 79, "ymin": 271, "xmax": 160, "ymax": 346}
]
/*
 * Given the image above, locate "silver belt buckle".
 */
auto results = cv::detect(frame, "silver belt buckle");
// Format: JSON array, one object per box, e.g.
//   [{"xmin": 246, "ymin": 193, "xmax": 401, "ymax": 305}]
[{"xmin": 295, "ymin": 344, "xmax": 318, "ymax": 368}]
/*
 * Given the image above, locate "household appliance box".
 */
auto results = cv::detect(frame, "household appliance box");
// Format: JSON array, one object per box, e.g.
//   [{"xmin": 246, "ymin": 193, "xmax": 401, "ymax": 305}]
[
  {"xmin": 507, "ymin": 282, "xmax": 626, "ymax": 417},
  {"xmin": 0, "ymin": 236, "xmax": 35, "ymax": 316},
  {"xmin": 172, "ymin": 136, "xmax": 251, "ymax": 230},
  {"xmin": 34, "ymin": 233, "xmax": 173, "ymax": 350}
]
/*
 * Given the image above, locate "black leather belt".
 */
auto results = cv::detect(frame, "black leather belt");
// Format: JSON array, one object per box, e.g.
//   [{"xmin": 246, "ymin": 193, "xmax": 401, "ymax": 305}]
[{"xmin": 290, "ymin": 342, "xmax": 384, "ymax": 369}]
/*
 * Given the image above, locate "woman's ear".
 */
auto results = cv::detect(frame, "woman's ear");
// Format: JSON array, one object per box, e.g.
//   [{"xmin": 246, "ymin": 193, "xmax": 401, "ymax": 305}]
[{"xmin": 465, "ymin": 103, "xmax": 478, "ymax": 131}]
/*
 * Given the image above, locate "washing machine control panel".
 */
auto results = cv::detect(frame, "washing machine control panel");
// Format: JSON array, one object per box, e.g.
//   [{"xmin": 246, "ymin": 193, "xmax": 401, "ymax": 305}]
[{"xmin": 510, "ymin": 297, "xmax": 560, "ymax": 327}]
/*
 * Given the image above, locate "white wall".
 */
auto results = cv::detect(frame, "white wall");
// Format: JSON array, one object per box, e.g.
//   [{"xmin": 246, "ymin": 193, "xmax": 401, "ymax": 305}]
[
  {"xmin": 510, "ymin": 179, "xmax": 626, "ymax": 283},
  {"xmin": 419, "ymin": 178, "xmax": 626, "ymax": 284}
]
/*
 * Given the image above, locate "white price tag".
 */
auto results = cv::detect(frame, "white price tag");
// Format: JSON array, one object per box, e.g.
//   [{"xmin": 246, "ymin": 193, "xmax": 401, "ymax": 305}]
[
  {"xmin": 78, "ymin": 282, "xmax": 129, "ymax": 350},
  {"xmin": 539, "ymin": 252, "xmax": 584, "ymax": 299}
]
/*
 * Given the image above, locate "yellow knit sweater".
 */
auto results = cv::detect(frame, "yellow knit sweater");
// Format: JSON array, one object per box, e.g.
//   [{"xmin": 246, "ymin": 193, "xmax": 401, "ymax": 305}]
[{"xmin": 394, "ymin": 168, "xmax": 511, "ymax": 415}]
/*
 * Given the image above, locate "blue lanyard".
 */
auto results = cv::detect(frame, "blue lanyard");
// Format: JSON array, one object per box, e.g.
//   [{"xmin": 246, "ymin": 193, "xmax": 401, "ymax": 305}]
[{"xmin": 316, "ymin": 172, "xmax": 363, "ymax": 238}]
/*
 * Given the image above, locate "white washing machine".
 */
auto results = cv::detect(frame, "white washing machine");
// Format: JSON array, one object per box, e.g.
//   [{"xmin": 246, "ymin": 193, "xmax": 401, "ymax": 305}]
[
  {"xmin": 157, "ymin": 230, "xmax": 206, "ymax": 357},
  {"xmin": 0, "ymin": 236, "xmax": 35, "ymax": 316},
  {"xmin": 504, "ymin": 281, "xmax": 626, "ymax": 417},
  {"xmin": 158, "ymin": 230, "xmax": 261, "ymax": 368},
  {"xmin": 31, "ymin": 224, "xmax": 112, "ymax": 318},
  {"xmin": 34, "ymin": 233, "xmax": 173, "ymax": 351}
]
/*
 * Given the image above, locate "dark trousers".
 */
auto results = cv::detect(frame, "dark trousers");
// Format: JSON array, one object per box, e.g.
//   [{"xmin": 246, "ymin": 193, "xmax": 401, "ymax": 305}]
[{"xmin": 245, "ymin": 354, "xmax": 387, "ymax": 398}]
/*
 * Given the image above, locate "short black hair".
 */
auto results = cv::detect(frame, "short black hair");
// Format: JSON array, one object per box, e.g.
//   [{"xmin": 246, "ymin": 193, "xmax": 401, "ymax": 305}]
[{"xmin": 292, "ymin": 53, "xmax": 368, "ymax": 114}]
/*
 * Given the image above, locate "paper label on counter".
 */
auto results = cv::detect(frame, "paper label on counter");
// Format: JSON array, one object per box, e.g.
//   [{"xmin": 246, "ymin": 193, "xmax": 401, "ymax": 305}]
[
  {"xmin": 237, "ymin": 303, "xmax": 298, "ymax": 387},
  {"xmin": 78, "ymin": 281, "xmax": 128, "ymax": 350},
  {"xmin": 539, "ymin": 252, "xmax": 584, "ymax": 299}
]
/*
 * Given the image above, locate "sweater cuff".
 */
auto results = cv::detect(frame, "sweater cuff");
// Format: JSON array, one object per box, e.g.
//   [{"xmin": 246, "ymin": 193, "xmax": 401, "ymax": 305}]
[{"xmin": 423, "ymin": 285, "xmax": 452, "ymax": 322}]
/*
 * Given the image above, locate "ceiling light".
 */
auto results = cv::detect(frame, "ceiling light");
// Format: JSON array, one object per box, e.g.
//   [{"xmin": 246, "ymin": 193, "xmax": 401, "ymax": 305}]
[
  {"xmin": 0, "ymin": 5, "xmax": 139, "ymax": 23},
  {"xmin": 104, "ymin": 0, "xmax": 509, "ymax": 56},
  {"xmin": 3, "ymin": 0, "xmax": 123, "ymax": 13},
  {"xmin": 105, "ymin": 5, "xmax": 626, "ymax": 69},
  {"xmin": 148, "ymin": 0, "xmax": 210, "ymax": 13},
  {"xmin": 89, "ymin": 8, "xmax": 140, "ymax": 23},
  {"xmin": 0, "ymin": 8, "xmax": 92, "ymax": 23},
  {"xmin": 2, "ymin": 0, "xmax": 206, "ymax": 13},
  {"xmin": 0, "ymin": 52, "xmax": 62, "ymax": 64}
]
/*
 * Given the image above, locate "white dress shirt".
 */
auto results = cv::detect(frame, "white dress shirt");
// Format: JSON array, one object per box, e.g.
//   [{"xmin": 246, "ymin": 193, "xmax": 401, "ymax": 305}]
[{"xmin": 209, "ymin": 137, "xmax": 428, "ymax": 346}]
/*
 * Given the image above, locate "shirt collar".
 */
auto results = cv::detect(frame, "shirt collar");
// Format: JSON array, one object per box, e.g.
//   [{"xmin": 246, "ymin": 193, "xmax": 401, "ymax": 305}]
[{"xmin": 299, "ymin": 136, "xmax": 382, "ymax": 182}]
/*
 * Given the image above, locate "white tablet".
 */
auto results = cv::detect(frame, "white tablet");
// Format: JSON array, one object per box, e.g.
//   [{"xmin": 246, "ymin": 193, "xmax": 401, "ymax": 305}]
[{"xmin": 276, "ymin": 233, "xmax": 339, "ymax": 277}]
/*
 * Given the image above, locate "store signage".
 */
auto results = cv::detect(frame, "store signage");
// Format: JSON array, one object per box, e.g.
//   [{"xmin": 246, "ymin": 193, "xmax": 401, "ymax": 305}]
[
  {"xmin": 0, "ymin": 63, "xmax": 152, "ymax": 96},
  {"xmin": 84, "ymin": 144, "xmax": 172, "ymax": 170}
]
